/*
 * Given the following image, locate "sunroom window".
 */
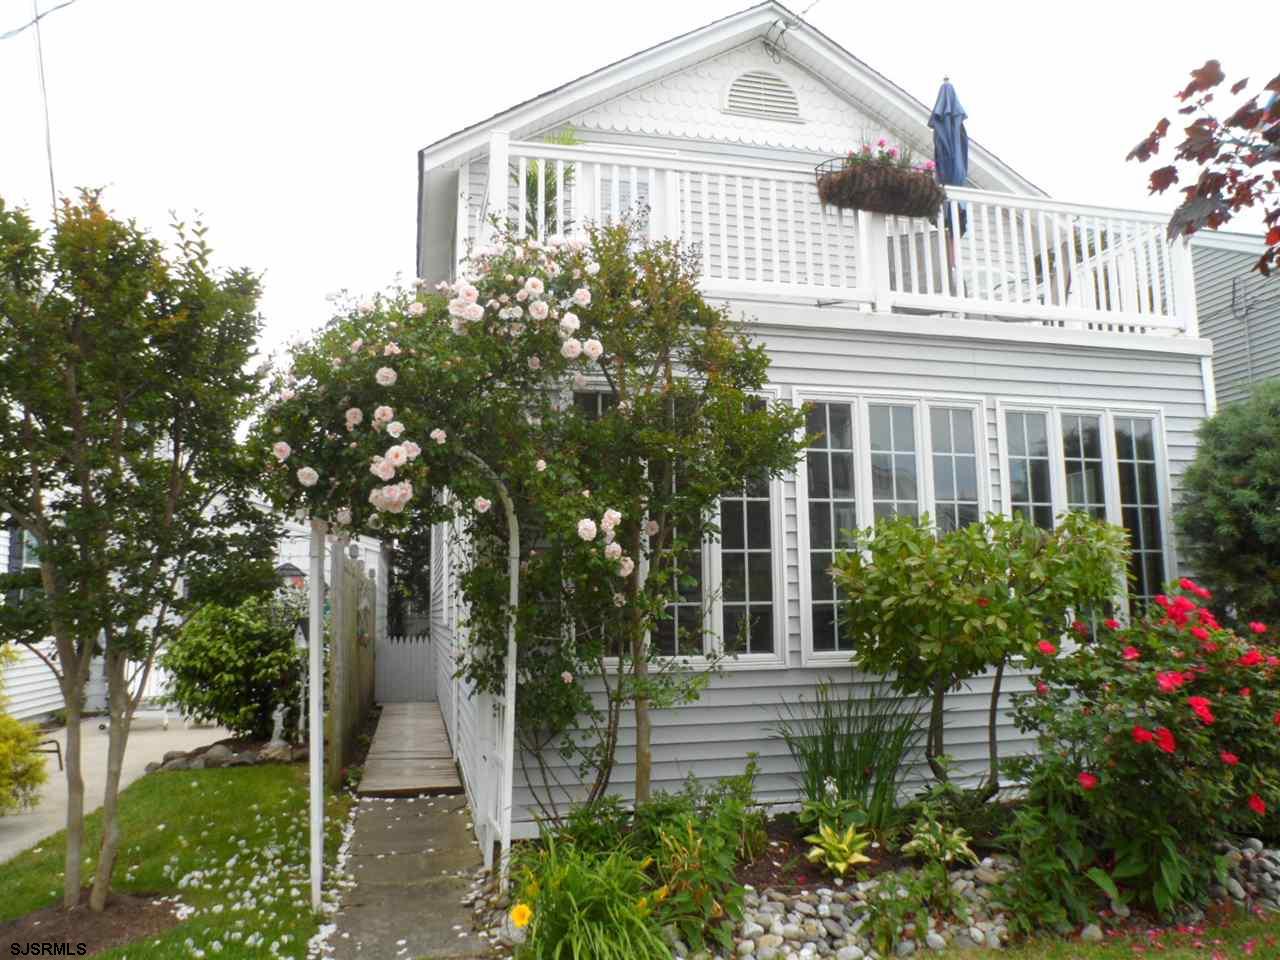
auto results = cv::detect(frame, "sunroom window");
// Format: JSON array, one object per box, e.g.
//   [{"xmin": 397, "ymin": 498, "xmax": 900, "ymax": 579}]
[
  {"xmin": 1115, "ymin": 416, "xmax": 1164, "ymax": 605},
  {"xmin": 1005, "ymin": 410, "xmax": 1053, "ymax": 529},
  {"xmin": 804, "ymin": 400, "xmax": 857, "ymax": 653},
  {"xmin": 719, "ymin": 473, "xmax": 774, "ymax": 655},
  {"xmin": 869, "ymin": 404, "xmax": 919, "ymax": 520},
  {"xmin": 1061, "ymin": 413, "xmax": 1107, "ymax": 520},
  {"xmin": 929, "ymin": 407, "xmax": 980, "ymax": 533}
]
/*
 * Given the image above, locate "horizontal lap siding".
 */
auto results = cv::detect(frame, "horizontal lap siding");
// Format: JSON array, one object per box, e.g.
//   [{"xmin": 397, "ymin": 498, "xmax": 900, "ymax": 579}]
[
  {"xmin": 1195, "ymin": 244, "xmax": 1280, "ymax": 405},
  {"xmin": 505, "ymin": 321, "xmax": 1210, "ymax": 836},
  {"xmin": 1, "ymin": 643, "xmax": 62, "ymax": 722}
]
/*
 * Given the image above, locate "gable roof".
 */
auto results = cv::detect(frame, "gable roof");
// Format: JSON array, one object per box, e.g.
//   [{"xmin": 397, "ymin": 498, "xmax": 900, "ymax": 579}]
[{"xmin": 417, "ymin": 1, "xmax": 1044, "ymax": 197}]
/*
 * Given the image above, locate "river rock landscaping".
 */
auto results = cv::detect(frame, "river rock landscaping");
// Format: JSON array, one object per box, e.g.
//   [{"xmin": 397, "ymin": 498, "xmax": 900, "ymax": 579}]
[{"xmin": 469, "ymin": 836, "xmax": 1280, "ymax": 959}]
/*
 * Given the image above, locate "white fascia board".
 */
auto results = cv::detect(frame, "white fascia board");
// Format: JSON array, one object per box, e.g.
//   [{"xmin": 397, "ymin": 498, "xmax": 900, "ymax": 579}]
[{"xmin": 722, "ymin": 300, "xmax": 1214, "ymax": 358}]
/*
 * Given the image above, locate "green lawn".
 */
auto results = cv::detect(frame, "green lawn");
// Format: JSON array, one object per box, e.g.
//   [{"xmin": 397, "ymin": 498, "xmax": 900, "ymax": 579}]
[
  {"xmin": 1002, "ymin": 914, "xmax": 1280, "ymax": 958},
  {"xmin": 0, "ymin": 764, "xmax": 354, "ymax": 959}
]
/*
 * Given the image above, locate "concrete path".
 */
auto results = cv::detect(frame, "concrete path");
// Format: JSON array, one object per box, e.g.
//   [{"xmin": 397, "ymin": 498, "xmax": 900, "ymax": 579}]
[
  {"xmin": 331, "ymin": 794, "xmax": 486, "ymax": 959},
  {"xmin": 358, "ymin": 702, "xmax": 462, "ymax": 798},
  {"xmin": 0, "ymin": 715, "xmax": 229, "ymax": 864}
]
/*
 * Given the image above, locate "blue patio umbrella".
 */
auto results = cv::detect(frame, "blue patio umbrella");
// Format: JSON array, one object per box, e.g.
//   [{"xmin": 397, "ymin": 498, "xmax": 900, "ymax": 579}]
[{"xmin": 929, "ymin": 78, "xmax": 969, "ymax": 235}]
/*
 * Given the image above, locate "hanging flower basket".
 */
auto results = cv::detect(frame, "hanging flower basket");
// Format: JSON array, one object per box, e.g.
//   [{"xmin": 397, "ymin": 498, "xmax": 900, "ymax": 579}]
[{"xmin": 815, "ymin": 157, "xmax": 945, "ymax": 220}]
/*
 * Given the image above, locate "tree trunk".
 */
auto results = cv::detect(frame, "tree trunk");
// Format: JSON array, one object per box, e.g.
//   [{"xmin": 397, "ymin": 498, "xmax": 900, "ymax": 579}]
[
  {"xmin": 976, "ymin": 660, "xmax": 1006, "ymax": 802},
  {"xmin": 90, "ymin": 649, "xmax": 132, "ymax": 911},
  {"xmin": 925, "ymin": 681, "xmax": 949, "ymax": 783},
  {"xmin": 61, "ymin": 691, "xmax": 84, "ymax": 908}
]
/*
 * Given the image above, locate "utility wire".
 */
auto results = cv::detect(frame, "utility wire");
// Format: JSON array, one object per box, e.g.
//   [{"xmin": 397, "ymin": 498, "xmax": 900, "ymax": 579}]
[
  {"xmin": 0, "ymin": 0, "xmax": 77, "ymax": 41},
  {"xmin": 32, "ymin": 0, "xmax": 58, "ymax": 215}
]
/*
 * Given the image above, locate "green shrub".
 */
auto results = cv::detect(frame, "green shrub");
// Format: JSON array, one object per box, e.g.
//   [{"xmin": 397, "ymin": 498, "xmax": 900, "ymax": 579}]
[
  {"xmin": 0, "ymin": 647, "xmax": 46, "ymax": 815},
  {"xmin": 1177, "ymin": 379, "xmax": 1280, "ymax": 629},
  {"xmin": 161, "ymin": 591, "xmax": 304, "ymax": 738},
  {"xmin": 1008, "ymin": 580, "xmax": 1280, "ymax": 918},
  {"xmin": 773, "ymin": 678, "xmax": 924, "ymax": 837},
  {"xmin": 833, "ymin": 513, "xmax": 1125, "ymax": 793},
  {"xmin": 511, "ymin": 838, "xmax": 669, "ymax": 960},
  {"xmin": 630, "ymin": 760, "xmax": 766, "ymax": 863}
]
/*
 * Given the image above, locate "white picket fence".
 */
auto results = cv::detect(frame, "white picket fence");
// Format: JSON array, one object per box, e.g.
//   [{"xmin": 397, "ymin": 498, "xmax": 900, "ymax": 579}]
[{"xmin": 375, "ymin": 634, "xmax": 434, "ymax": 702}]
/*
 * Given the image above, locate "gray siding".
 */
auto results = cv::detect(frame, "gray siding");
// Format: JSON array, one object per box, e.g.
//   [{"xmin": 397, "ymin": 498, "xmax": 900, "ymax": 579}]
[
  {"xmin": 1194, "ymin": 242, "xmax": 1280, "ymax": 405},
  {"xmin": 496, "ymin": 318, "xmax": 1210, "ymax": 837},
  {"xmin": 1, "ymin": 525, "xmax": 62, "ymax": 721}
]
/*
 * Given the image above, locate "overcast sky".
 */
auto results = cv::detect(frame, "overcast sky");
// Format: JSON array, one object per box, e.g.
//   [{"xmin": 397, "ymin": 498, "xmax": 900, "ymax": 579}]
[{"xmin": 1, "ymin": 0, "xmax": 1272, "ymax": 357}]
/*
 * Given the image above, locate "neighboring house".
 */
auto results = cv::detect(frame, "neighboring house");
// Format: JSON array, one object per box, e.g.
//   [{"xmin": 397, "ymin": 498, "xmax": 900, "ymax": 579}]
[
  {"xmin": 415, "ymin": 1, "xmax": 1237, "ymax": 842},
  {"xmin": 1, "ymin": 522, "xmax": 69, "ymax": 721},
  {"xmin": 1192, "ymin": 231, "xmax": 1280, "ymax": 405}
]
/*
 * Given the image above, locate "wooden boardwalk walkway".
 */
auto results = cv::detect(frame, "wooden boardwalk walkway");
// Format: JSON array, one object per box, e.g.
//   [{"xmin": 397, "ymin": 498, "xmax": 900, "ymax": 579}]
[{"xmin": 357, "ymin": 702, "xmax": 462, "ymax": 797}]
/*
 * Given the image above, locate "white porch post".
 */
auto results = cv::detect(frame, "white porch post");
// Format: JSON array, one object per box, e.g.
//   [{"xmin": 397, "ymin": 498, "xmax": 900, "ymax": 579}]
[
  {"xmin": 1171, "ymin": 238, "xmax": 1199, "ymax": 337},
  {"xmin": 484, "ymin": 132, "xmax": 510, "ymax": 245},
  {"xmin": 308, "ymin": 518, "xmax": 327, "ymax": 911},
  {"xmin": 858, "ymin": 209, "xmax": 892, "ymax": 313},
  {"xmin": 1170, "ymin": 237, "xmax": 1216, "ymax": 416}
]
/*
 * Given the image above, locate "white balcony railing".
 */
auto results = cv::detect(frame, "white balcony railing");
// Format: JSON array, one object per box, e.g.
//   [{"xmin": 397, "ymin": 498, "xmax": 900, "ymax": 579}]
[{"xmin": 465, "ymin": 133, "xmax": 1197, "ymax": 337}]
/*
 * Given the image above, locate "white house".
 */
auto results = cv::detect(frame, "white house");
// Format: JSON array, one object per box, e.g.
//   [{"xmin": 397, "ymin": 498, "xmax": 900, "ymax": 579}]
[{"xmin": 415, "ymin": 2, "xmax": 1233, "ymax": 846}]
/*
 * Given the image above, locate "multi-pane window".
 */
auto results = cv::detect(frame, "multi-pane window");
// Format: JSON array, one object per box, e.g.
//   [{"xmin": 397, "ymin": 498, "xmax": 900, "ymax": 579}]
[
  {"xmin": 929, "ymin": 407, "xmax": 980, "ymax": 532},
  {"xmin": 869, "ymin": 404, "xmax": 918, "ymax": 520},
  {"xmin": 805, "ymin": 401, "xmax": 857, "ymax": 653},
  {"xmin": 719, "ymin": 474, "xmax": 774, "ymax": 655},
  {"xmin": 652, "ymin": 544, "xmax": 705, "ymax": 656},
  {"xmin": 1061, "ymin": 414, "xmax": 1106, "ymax": 520},
  {"xmin": 573, "ymin": 391, "xmax": 617, "ymax": 419},
  {"xmin": 1005, "ymin": 411, "xmax": 1053, "ymax": 529},
  {"xmin": 1115, "ymin": 417, "xmax": 1165, "ymax": 604}
]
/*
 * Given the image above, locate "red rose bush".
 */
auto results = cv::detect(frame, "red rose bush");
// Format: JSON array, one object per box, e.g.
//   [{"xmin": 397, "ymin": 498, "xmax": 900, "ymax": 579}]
[{"xmin": 1008, "ymin": 581, "xmax": 1280, "ymax": 917}]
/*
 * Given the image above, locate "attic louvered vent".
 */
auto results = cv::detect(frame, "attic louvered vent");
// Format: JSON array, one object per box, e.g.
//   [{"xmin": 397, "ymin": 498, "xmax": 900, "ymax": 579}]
[{"xmin": 725, "ymin": 71, "xmax": 801, "ymax": 123}]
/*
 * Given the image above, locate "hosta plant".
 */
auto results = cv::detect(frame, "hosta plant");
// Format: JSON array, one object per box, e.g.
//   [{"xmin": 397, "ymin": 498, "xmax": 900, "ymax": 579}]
[
  {"xmin": 804, "ymin": 821, "xmax": 873, "ymax": 877},
  {"xmin": 1009, "ymin": 579, "xmax": 1280, "ymax": 917}
]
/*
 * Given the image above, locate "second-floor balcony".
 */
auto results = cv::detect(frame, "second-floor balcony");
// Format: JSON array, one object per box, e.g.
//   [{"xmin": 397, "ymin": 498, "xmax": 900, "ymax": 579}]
[{"xmin": 464, "ymin": 133, "xmax": 1199, "ymax": 338}]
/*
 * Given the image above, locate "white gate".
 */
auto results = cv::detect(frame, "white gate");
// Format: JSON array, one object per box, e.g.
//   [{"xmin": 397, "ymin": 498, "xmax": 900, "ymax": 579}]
[{"xmin": 375, "ymin": 634, "xmax": 434, "ymax": 702}]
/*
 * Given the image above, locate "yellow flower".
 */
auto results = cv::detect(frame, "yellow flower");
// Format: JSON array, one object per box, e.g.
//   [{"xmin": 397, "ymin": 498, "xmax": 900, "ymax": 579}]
[
  {"xmin": 639, "ymin": 856, "xmax": 654, "ymax": 870},
  {"xmin": 510, "ymin": 903, "xmax": 533, "ymax": 929},
  {"xmin": 636, "ymin": 896, "xmax": 648, "ymax": 911},
  {"xmin": 655, "ymin": 884, "xmax": 670, "ymax": 902}
]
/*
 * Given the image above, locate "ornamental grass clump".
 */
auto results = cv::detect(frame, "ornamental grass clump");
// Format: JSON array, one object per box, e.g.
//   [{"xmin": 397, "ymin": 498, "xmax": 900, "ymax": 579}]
[{"xmin": 1008, "ymin": 580, "xmax": 1280, "ymax": 919}]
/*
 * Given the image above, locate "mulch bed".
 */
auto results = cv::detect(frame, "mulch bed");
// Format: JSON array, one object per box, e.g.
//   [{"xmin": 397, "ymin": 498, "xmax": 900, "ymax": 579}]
[
  {"xmin": 735, "ymin": 813, "xmax": 909, "ymax": 890},
  {"xmin": 0, "ymin": 891, "xmax": 181, "ymax": 957}
]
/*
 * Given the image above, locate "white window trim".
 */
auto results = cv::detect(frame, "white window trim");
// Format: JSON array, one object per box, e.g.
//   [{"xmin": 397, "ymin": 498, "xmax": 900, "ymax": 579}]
[
  {"xmin": 993, "ymin": 398, "xmax": 1176, "ymax": 616},
  {"xmin": 795, "ymin": 386, "xmax": 992, "ymax": 666}
]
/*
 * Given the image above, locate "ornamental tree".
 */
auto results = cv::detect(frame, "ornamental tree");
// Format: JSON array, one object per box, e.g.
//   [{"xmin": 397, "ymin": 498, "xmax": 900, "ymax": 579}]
[
  {"xmin": 832, "ymin": 511, "xmax": 1126, "ymax": 796},
  {"xmin": 257, "ymin": 219, "xmax": 804, "ymax": 809},
  {"xmin": 1128, "ymin": 61, "xmax": 1280, "ymax": 274},
  {"xmin": 1009, "ymin": 581, "xmax": 1280, "ymax": 916},
  {"xmin": 0, "ymin": 192, "xmax": 279, "ymax": 911},
  {"xmin": 1177, "ymin": 379, "xmax": 1280, "ymax": 628}
]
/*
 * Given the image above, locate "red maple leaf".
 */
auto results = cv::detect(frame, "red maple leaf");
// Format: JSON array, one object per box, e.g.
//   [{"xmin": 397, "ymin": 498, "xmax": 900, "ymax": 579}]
[
  {"xmin": 1179, "ymin": 60, "xmax": 1226, "ymax": 100},
  {"xmin": 1149, "ymin": 166, "xmax": 1179, "ymax": 193}
]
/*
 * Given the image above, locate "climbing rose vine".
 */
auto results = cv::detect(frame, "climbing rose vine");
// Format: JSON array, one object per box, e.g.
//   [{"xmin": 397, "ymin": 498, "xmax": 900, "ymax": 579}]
[{"xmin": 255, "ymin": 218, "xmax": 805, "ymax": 810}]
